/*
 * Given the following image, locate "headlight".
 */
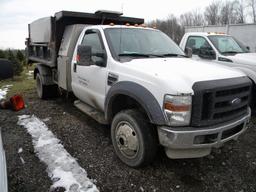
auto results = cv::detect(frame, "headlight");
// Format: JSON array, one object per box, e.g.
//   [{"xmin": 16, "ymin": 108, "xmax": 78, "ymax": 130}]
[{"xmin": 163, "ymin": 95, "xmax": 192, "ymax": 126}]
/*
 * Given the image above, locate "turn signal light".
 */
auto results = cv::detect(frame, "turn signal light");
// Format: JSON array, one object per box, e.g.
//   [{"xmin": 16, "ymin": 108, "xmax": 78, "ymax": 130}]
[{"xmin": 164, "ymin": 102, "xmax": 190, "ymax": 112}]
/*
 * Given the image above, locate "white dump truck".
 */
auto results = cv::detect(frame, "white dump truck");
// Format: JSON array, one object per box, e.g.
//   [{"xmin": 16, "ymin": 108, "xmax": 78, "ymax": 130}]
[{"xmin": 26, "ymin": 11, "xmax": 252, "ymax": 167}]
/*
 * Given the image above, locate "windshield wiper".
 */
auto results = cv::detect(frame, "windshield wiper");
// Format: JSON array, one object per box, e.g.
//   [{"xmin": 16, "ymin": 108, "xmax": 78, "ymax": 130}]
[
  {"xmin": 221, "ymin": 51, "xmax": 243, "ymax": 55},
  {"xmin": 118, "ymin": 53, "xmax": 150, "ymax": 58},
  {"xmin": 118, "ymin": 53, "xmax": 187, "ymax": 59},
  {"xmin": 160, "ymin": 53, "xmax": 187, "ymax": 58}
]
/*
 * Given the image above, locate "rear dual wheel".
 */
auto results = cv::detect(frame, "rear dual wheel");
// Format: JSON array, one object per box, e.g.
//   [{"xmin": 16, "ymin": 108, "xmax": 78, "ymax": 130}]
[{"xmin": 36, "ymin": 74, "xmax": 58, "ymax": 99}]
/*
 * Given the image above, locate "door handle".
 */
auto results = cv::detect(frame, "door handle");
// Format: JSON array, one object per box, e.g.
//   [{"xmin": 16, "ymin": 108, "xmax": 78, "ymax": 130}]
[{"xmin": 73, "ymin": 63, "xmax": 77, "ymax": 73}]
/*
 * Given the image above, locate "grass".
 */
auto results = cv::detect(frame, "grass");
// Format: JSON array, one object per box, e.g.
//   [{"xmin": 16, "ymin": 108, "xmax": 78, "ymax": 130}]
[{"xmin": 0, "ymin": 65, "xmax": 35, "ymax": 97}]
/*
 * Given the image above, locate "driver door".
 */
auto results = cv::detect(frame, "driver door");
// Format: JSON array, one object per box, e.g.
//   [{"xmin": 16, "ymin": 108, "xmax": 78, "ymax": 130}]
[{"xmin": 71, "ymin": 29, "xmax": 107, "ymax": 111}]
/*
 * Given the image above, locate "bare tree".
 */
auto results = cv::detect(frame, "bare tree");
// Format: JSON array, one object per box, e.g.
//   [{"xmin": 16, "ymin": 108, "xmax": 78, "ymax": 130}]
[
  {"xmin": 164, "ymin": 15, "xmax": 184, "ymax": 43},
  {"xmin": 149, "ymin": 15, "xmax": 184, "ymax": 43},
  {"xmin": 148, "ymin": 0, "xmax": 253, "ymax": 42},
  {"xmin": 204, "ymin": 1, "xmax": 221, "ymax": 25},
  {"xmin": 180, "ymin": 12, "xmax": 193, "ymax": 26},
  {"xmin": 248, "ymin": 0, "xmax": 256, "ymax": 22},
  {"xmin": 220, "ymin": 1, "xmax": 238, "ymax": 24},
  {"xmin": 192, "ymin": 9, "xmax": 205, "ymax": 26},
  {"xmin": 234, "ymin": 0, "xmax": 246, "ymax": 23},
  {"xmin": 180, "ymin": 9, "xmax": 204, "ymax": 26}
]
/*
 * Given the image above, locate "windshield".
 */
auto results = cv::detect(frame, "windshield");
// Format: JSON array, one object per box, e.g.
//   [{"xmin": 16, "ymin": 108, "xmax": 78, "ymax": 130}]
[
  {"xmin": 208, "ymin": 35, "xmax": 248, "ymax": 55},
  {"xmin": 104, "ymin": 28, "xmax": 185, "ymax": 60}
]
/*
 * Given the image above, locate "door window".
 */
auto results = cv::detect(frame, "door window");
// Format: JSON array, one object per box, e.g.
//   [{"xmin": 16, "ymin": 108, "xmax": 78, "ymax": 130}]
[
  {"xmin": 81, "ymin": 30, "xmax": 105, "ymax": 64},
  {"xmin": 186, "ymin": 36, "xmax": 213, "ymax": 55}
]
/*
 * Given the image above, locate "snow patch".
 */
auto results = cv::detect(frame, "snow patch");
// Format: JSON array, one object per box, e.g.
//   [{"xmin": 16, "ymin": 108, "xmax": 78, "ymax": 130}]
[
  {"xmin": 26, "ymin": 70, "xmax": 33, "ymax": 76},
  {"xmin": 26, "ymin": 70, "xmax": 34, "ymax": 79},
  {"xmin": 0, "ymin": 85, "xmax": 12, "ymax": 100},
  {"xmin": 20, "ymin": 157, "xmax": 25, "ymax": 164},
  {"xmin": 18, "ymin": 148, "xmax": 23, "ymax": 153},
  {"xmin": 17, "ymin": 115, "xmax": 99, "ymax": 192},
  {"xmin": 42, "ymin": 117, "xmax": 51, "ymax": 122}
]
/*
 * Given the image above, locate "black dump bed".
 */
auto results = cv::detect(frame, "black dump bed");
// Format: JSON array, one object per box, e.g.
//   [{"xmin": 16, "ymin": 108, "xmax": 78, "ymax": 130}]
[{"xmin": 26, "ymin": 10, "xmax": 144, "ymax": 67}]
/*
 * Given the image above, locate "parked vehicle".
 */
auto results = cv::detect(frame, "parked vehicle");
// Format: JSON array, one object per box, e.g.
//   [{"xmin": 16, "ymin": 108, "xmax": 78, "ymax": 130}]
[
  {"xmin": 0, "ymin": 59, "xmax": 13, "ymax": 80},
  {"xmin": 27, "ymin": 11, "xmax": 252, "ymax": 167},
  {"xmin": 180, "ymin": 32, "xmax": 256, "ymax": 107},
  {"xmin": 184, "ymin": 24, "xmax": 256, "ymax": 52},
  {"xmin": 0, "ymin": 128, "xmax": 8, "ymax": 192}
]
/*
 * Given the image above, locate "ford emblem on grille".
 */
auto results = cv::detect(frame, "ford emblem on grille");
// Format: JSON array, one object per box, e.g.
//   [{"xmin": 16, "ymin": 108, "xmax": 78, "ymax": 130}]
[{"xmin": 230, "ymin": 98, "xmax": 241, "ymax": 105}]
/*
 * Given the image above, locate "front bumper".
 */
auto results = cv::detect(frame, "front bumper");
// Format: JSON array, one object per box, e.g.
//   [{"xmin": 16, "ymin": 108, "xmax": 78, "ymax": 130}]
[{"xmin": 158, "ymin": 108, "xmax": 251, "ymax": 159}]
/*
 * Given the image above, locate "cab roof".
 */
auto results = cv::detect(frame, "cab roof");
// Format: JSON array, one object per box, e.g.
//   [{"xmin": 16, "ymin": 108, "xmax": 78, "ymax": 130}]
[
  {"xmin": 99, "ymin": 24, "xmax": 158, "ymax": 31},
  {"xmin": 185, "ymin": 32, "xmax": 230, "ymax": 37}
]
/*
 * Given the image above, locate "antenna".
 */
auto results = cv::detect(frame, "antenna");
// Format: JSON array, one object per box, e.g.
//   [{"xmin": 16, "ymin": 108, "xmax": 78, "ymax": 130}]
[
  {"xmin": 121, "ymin": 3, "xmax": 124, "ymax": 15},
  {"xmin": 118, "ymin": 26, "xmax": 123, "ymax": 61},
  {"xmin": 118, "ymin": 3, "xmax": 124, "ymax": 61}
]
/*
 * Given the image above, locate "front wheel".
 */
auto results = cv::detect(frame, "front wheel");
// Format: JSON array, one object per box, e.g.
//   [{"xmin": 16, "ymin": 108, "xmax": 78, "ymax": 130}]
[{"xmin": 111, "ymin": 109, "xmax": 157, "ymax": 167}]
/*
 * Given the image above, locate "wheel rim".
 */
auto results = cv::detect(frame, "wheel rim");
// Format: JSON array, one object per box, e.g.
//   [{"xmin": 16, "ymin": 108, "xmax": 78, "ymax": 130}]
[{"xmin": 115, "ymin": 121, "xmax": 139, "ymax": 159}]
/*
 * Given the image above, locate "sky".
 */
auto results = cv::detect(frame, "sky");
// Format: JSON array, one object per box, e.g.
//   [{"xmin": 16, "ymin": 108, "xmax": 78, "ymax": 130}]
[{"xmin": 0, "ymin": 0, "xmax": 213, "ymax": 49}]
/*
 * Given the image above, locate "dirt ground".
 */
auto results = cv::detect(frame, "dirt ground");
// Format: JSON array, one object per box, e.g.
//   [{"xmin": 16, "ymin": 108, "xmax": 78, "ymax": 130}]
[{"xmin": 1, "ymin": 89, "xmax": 256, "ymax": 192}]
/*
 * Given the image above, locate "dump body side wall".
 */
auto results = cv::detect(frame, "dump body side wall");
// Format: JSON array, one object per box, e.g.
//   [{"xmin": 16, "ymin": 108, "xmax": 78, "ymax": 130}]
[
  {"xmin": 26, "ymin": 11, "xmax": 144, "ymax": 68},
  {"xmin": 57, "ymin": 24, "xmax": 86, "ymax": 91},
  {"xmin": 29, "ymin": 17, "xmax": 53, "ymax": 43},
  {"xmin": 27, "ymin": 17, "xmax": 55, "ymax": 67}
]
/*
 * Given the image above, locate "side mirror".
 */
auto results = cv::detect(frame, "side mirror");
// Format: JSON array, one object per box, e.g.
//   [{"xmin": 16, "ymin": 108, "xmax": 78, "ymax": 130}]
[
  {"xmin": 246, "ymin": 46, "xmax": 250, "ymax": 51},
  {"xmin": 185, "ymin": 47, "xmax": 193, "ymax": 58},
  {"xmin": 92, "ymin": 52, "xmax": 107, "ymax": 67},
  {"xmin": 77, "ymin": 45, "xmax": 92, "ymax": 66},
  {"xmin": 199, "ymin": 47, "xmax": 216, "ymax": 60}
]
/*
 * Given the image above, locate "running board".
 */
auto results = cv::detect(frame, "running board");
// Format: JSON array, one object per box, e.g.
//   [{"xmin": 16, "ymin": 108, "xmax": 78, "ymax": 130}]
[{"xmin": 74, "ymin": 100, "xmax": 108, "ymax": 124}]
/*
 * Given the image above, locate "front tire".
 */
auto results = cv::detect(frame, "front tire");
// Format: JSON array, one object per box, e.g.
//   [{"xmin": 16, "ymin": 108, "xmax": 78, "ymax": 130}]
[{"xmin": 111, "ymin": 109, "xmax": 157, "ymax": 167}]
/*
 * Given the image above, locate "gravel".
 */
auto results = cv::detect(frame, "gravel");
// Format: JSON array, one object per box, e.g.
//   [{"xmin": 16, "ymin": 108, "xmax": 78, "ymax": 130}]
[{"xmin": 1, "ymin": 90, "xmax": 256, "ymax": 192}]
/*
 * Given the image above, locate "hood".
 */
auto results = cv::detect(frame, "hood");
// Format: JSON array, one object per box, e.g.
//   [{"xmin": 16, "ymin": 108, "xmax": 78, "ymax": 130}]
[
  {"xmin": 124, "ymin": 57, "xmax": 244, "ymax": 82},
  {"xmin": 121, "ymin": 57, "xmax": 245, "ymax": 94},
  {"xmin": 226, "ymin": 53, "xmax": 256, "ymax": 65}
]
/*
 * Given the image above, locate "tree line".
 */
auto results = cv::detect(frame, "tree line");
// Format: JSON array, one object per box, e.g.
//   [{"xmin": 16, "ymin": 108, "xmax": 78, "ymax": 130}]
[
  {"xmin": 149, "ymin": 0, "xmax": 256, "ymax": 43},
  {"xmin": 0, "ymin": 49, "xmax": 25, "ymax": 76}
]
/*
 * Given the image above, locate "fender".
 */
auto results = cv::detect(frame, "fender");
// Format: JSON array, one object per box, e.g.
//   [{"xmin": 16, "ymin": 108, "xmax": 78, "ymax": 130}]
[
  {"xmin": 34, "ymin": 64, "xmax": 55, "ymax": 85},
  {"xmin": 105, "ymin": 81, "xmax": 166, "ymax": 125},
  {"xmin": 234, "ymin": 67, "xmax": 256, "ymax": 109},
  {"xmin": 233, "ymin": 67, "xmax": 256, "ymax": 84}
]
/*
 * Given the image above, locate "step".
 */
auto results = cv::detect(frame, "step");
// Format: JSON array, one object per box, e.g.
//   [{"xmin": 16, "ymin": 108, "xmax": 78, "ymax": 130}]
[{"xmin": 74, "ymin": 100, "xmax": 108, "ymax": 124}]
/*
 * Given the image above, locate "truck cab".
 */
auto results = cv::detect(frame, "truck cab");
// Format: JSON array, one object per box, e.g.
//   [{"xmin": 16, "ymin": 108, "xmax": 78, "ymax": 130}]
[{"xmin": 27, "ymin": 11, "xmax": 252, "ymax": 167}]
